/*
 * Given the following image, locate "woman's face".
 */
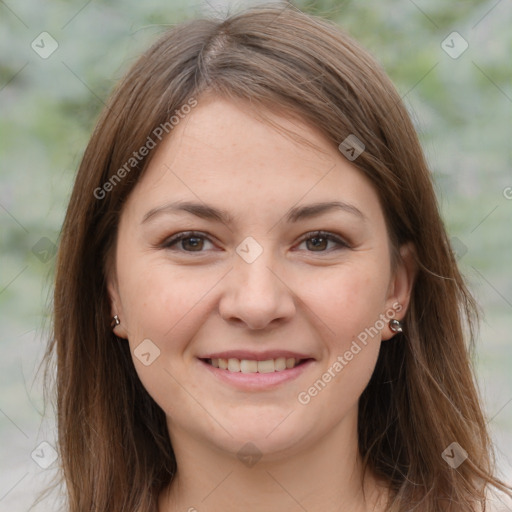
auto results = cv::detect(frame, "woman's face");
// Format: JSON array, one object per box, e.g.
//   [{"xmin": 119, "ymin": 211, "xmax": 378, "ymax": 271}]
[{"xmin": 108, "ymin": 96, "xmax": 414, "ymax": 460}]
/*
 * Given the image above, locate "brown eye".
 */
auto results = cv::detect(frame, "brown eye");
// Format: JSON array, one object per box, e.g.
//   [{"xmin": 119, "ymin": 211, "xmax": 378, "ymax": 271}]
[
  {"xmin": 180, "ymin": 236, "xmax": 204, "ymax": 251},
  {"xmin": 297, "ymin": 231, "xmax": 350, "ymax": 252},
  {"xmin": 162, "ymin": 232, "xmax": 214, "ymax": 252},
  {"xmin": 306, "ymin": 235, "xmax": 329, "ymax": 251},
  {"xmin": 160, "ymin": 230, "xmax": 349, "ymax": 255}
]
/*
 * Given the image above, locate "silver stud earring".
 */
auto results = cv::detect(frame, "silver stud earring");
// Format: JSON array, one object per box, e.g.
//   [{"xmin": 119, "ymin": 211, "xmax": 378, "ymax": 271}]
[
  {"xmin": 111, "ymin": 315, "xmax": 120, "ymax": 329},
  {"xmin": 389, "ymin": 319, "xmax": 403, "ymax": 333}
]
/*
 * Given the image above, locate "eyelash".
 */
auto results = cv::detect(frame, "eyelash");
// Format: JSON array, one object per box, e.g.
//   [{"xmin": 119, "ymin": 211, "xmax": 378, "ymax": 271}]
[{"xmin": 160, "ymin": 230, "xmax": 350, "ymax": 254}]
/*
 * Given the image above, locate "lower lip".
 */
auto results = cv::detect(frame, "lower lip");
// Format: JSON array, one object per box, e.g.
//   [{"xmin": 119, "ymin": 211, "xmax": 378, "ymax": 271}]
[{"xmin": 198, "ymin": 358, "xmax": 314, "ymax": 390}]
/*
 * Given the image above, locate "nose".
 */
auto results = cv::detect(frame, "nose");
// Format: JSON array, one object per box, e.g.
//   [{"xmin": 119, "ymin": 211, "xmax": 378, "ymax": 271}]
[{"xmin": 218, "ymin": 247, "xmax": 296, "ymax": 331}]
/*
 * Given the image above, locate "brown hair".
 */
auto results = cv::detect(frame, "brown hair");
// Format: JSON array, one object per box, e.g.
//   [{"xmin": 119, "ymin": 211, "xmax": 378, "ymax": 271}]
[{"xmin": 41, "ymin": 4, "xmax": 511, "ymax": 511}]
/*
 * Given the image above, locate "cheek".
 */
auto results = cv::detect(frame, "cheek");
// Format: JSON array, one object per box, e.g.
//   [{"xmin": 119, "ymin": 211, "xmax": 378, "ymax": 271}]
[
  {"xmin": 117, "ymin": 256, "xmax": 220, "ymax": 347},
  {"xmin": 296, "ymin": 266, "xmax": 387, "ymax": 416},
  {"xmin": 307, "ymin": 262, "xmax": 390, "ymax": 344},
  {"xmin": 116, "ymin": 259, "xmax": 215, "ymax": 413}
]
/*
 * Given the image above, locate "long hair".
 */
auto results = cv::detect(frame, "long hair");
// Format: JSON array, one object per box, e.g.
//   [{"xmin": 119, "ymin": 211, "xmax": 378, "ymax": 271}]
[{"xmin": 42, "ymin": 4, "xmax": 511, "ymax": 511}]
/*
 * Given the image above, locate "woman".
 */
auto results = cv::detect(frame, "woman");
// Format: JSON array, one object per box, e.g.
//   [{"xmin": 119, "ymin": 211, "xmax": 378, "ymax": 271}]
[{"xmin": 43, "ymin": 4, "xmax": 511, "ymax": 511}]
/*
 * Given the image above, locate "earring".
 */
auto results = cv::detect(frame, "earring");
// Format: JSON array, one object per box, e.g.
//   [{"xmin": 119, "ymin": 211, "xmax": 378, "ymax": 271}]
[
  {"xmin": 389, "ymin": 319, "xmax": 403, "ymax": 333},
  {"xmin": 111, "ymin": 315, "xmax": 120, "ymax": 329}
]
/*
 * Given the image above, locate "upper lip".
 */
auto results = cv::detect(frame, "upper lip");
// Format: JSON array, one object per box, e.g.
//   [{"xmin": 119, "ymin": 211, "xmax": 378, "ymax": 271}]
[{"xmin": 199, "ymin": 350, "xmax": 314, "ymax": 361}]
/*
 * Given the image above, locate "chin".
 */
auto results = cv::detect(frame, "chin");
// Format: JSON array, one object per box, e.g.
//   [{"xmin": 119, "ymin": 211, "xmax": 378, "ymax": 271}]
[{"xmin": 206, "ymin": 414, "xmax": 309, "ymax": 458}]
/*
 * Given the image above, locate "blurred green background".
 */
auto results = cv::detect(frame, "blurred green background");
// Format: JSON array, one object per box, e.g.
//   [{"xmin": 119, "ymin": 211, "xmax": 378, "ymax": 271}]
[{"xmin": 1, "ymin": 0, "xmax": 511, "ymax": 509}]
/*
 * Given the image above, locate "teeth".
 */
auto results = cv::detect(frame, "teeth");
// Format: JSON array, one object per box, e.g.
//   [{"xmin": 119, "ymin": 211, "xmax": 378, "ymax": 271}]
[
  {"xmin": 240, "ymin": 359, "xmax": 258, "ymax": 373},
  {"xmin": 228, "ymin": 358, "xmax": 240, "ymax": 372},
  {"xmin": 208, "ymin": 357, "xmax": 301, "ymax": 373},
  {"xmin": 274, "ymin": 357, "xmax": 286, "ymax": 371},
  {"xmin": 257, "ymin": 359, "xmax": 275, "ymax": 373}
]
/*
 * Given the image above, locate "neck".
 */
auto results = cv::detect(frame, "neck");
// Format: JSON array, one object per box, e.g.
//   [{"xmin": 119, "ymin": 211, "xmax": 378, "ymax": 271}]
[{"xmin": 158, "ymin": 409, "xmax": 388, "ymax": 512}]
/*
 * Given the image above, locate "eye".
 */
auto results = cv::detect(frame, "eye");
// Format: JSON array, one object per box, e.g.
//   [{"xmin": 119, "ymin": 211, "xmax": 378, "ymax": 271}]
[
  {"xmin": 160, "ymin": 230, "xmax": 350, "ymax": 254},
  {"xmin": 295, "ymin": 231, "xmax": 350, "ymax": 252},
  {"xmin": 161, "ymin": 231, "xmax": 215, "ymax": 252}
]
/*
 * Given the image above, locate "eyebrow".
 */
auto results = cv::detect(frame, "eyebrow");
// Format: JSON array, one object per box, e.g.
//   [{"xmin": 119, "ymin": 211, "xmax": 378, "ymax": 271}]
[{"xmin": 141, "ymin": 200, "xmax": 366, "ymax": 225}]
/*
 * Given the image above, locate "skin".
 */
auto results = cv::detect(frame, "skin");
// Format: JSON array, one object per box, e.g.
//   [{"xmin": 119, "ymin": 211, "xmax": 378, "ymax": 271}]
[{"xmin": 108, "ymin": 95, "xmax": 416, "ymax": 512}]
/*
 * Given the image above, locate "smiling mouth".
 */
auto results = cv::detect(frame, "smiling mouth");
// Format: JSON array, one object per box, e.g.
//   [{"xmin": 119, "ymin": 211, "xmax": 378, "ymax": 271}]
[{"xmin": 201, "ymin": 357, "xmax": 310, "ymax": 373}]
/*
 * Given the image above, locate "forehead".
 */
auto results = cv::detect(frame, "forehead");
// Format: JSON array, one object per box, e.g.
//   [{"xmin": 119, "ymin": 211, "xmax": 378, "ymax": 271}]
[{"xmin": 123, "ymin": 96, "xmax": 384, "ymax": 227}]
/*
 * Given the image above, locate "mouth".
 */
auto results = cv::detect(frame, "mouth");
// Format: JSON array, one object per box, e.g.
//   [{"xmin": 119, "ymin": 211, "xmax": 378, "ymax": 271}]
[
  {"xmin": 197, "ymin": 353, "xmax": 315, "ymax": 390},
  {"xmin": 200, "ymin": 356, "xmax": 312, "ymax": 373}
]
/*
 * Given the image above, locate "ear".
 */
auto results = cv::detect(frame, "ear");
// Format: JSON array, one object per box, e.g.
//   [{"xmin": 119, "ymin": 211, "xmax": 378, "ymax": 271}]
[
  {"xmin": 382, "ymin": 242, "xmax": 417, "ymax": 340},
  {"xmin": 107, "ymin": 275, "xmax": 129, "ymax": 340}
]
